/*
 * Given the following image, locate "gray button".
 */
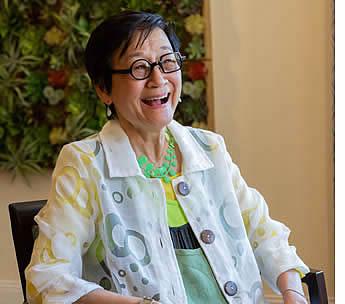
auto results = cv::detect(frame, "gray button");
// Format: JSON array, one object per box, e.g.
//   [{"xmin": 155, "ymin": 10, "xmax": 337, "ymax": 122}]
[
  {"xmin": 224, "ymin": 281, "xmax": 238, "ymax": 296},
  {"xmin": 200, "ymin": 229, "xmax": 215, "ymax": 244},
  {"xmin": 177, "ymin": 181, "xmax": 190, "ymax": 196}
]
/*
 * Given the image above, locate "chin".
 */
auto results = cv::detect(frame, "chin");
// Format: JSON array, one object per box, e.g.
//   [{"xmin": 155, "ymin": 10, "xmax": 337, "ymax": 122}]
[{"xmin": 147, "ymin": 115, "xmax": 174, "ymax": 131}]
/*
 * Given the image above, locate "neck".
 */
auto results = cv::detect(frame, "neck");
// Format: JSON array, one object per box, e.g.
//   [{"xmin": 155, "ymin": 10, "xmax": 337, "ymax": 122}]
[{"xmin": 117, "ymin": 118, "xmax": 168, "ymax": 164}]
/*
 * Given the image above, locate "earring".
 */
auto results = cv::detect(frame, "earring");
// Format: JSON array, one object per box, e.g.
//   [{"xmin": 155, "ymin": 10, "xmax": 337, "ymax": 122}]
[
  {"xmin": 106, "ymin": 104, "xmax": 113, "ymax": 120},
  {"xmin": 178, "ymin": 97, "xmax": 182, "ymax": 103}
]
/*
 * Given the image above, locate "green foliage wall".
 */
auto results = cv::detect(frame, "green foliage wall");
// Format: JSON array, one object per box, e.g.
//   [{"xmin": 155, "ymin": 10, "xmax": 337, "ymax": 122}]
[{"xmin": 0, "ymin": 0, "xmax": 208, "ymax": 178}]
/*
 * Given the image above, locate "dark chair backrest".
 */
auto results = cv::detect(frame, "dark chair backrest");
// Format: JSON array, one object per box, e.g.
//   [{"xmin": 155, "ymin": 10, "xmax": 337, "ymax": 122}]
[
  {"xmin": 8, "ymin": 200, "xmax": 328, "ymax": 303},
  {"xmin": 8, "ymin": 200, "xmax": 47, "ymax": 302},
  {"xmin": 302, "ymin": 269, "xmax": 329, "ymax": 304}
]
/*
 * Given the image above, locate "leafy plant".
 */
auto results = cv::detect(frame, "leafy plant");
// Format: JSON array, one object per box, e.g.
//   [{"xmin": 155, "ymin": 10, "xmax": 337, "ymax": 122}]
[{"xmin": 0, "ymin": 137, "xmax": 43, "ymax": 184}]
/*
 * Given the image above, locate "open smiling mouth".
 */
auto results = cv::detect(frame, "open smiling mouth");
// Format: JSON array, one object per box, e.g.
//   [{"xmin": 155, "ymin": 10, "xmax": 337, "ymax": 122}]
[{"xmin": 141, "ymin": 93, "xmax": 170, "ymax": 106}]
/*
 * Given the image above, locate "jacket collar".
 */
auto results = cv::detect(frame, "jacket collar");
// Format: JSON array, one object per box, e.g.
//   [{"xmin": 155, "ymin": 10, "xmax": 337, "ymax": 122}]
[{"xmin": 98, "ymin": 119, "xmax": 214, "ymax": 178}]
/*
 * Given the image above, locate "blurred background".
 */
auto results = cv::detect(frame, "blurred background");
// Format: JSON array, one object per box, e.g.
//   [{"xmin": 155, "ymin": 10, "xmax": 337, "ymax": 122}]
[{"xmin": 0, "ymin": 0, "xmax": 334, "ymax": 302}]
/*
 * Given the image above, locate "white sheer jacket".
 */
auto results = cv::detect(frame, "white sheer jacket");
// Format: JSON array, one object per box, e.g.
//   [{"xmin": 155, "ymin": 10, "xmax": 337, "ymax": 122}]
[{"xmin": 25, "ymin": 119, "xmax": 309, "ymax": 304}]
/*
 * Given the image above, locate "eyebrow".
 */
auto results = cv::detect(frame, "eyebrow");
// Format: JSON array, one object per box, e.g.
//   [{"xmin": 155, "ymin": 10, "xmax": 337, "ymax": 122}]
[{"xmin": 127, "ymin": 46, "xmax": 173, "ymax": 60}]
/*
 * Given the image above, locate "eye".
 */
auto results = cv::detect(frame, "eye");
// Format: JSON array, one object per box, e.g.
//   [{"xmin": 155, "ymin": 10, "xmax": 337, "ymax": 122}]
[
  {"xmin": 163, "ymin": 58, "xmax": 177, "ymax": 64},
  {"xmin": 134, "ymin": 63, "xmax": 149, "ymax": 71},
  {"xmin": 162, "ymin": 58, "xmax": 178, "ymax": 69},
  {"xmin": 132, "ymin": 60, "xmax": 150, "ymax": 70}
]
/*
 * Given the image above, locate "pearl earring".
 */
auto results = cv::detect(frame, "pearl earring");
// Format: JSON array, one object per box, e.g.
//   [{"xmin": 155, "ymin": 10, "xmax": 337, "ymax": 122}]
[
  {"xmin": 178, "ymin": 97, "xmax": 182, "ymax": 103},
  {"xmin": 106, "ymin": 104, "xmax": 113, "ymax": 120}
]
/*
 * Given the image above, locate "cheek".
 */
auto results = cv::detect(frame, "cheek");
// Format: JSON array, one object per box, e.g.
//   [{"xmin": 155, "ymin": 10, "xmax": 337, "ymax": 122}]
[
  {"xmin": 170, "ymin": 73, "xmax": 182, "ymax": 94},
  {"xmin": 177, "ymin": 73, "xmax": 182, "ymax": 92},
  {"xmin": 112, "ymin": 79, "xmax": 145, "ymax": 101}
]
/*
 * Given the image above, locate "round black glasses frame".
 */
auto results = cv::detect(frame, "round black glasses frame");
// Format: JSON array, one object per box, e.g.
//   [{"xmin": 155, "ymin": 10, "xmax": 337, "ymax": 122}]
[{"xmin": 111, "ymin": 52, "xmax": 186, "ymax": 80}]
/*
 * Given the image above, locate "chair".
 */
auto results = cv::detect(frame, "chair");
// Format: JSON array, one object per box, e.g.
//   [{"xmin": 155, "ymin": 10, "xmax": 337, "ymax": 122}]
[
  {"xmin": 302, "ymin": 270, "xmax": 329, "ymax": 304},
  {"xmin": 8, "ymin": 200, "xmax": 47, "ymax": 303},
  {"xmin": 9, "ymin": 200, "xmax": 329, "ymax": 304}
]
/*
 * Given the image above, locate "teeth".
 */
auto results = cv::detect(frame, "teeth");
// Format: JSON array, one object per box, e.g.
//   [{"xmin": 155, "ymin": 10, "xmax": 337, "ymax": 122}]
[{"xmin": 142, "ymin": 93, "xmax": 168, "ymax": 101}]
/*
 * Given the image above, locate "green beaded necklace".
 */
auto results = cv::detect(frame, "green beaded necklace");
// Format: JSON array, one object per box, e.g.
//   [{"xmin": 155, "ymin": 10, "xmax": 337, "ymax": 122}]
[{"xmin": 137, "ymin": 129, "xmax": 177, "ymax": 183}]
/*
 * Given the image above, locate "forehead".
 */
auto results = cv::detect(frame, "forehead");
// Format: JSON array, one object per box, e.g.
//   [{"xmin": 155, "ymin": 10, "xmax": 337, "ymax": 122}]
[{"xmin": 114, "ymin": 28, "xmax": 172, "ymax": 63}]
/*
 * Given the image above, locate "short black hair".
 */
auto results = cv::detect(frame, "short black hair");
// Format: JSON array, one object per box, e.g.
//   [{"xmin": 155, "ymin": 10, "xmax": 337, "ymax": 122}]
[{"xmin": 85, "ymin": 11, "xmax": 180, "ymax": 94}]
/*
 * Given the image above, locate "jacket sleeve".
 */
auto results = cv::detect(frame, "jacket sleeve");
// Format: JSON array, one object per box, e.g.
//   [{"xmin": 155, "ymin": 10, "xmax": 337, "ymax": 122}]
[
  {"xmin": 25, "ymin": 143, "xmax": 103, "ymax": 303},
  {"xmin": 219, "ymin": 135, "xmax": 309, "ymax": 294}
]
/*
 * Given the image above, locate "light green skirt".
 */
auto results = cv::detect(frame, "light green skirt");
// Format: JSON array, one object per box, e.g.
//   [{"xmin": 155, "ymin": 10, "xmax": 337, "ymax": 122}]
[{"xmin": 175, "ymin": 248, "xmax": 228, "ymax": 304}]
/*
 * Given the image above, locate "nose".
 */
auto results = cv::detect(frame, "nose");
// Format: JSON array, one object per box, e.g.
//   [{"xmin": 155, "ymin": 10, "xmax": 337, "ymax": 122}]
[{"xmin": 147, "ymin": 65, "xmax": 167, "ymax": 87}]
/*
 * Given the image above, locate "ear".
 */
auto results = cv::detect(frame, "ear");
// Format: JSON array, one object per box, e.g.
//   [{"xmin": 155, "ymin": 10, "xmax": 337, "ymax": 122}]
[{"xmin": 95, "ymin": 85, "xmax": 112, "ymax": 105}]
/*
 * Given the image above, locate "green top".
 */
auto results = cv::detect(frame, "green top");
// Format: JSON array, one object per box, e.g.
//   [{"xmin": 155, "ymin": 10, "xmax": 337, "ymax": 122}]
[{"xmin": 162, "ymin": 173, "xmax": 189, "ymax": 227}]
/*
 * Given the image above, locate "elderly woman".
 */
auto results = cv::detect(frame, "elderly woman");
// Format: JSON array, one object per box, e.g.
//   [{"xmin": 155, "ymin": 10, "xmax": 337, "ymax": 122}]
[{"xmin": 26, "ymin": 11, "xmax": 309, "ymax": 304}]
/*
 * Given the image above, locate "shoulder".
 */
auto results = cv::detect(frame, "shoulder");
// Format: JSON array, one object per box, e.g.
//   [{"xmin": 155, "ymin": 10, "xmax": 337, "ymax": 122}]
[
  {"xmin": 185, "ymin": 126, "xmax": 227, "ymax": 152},
  {"xmin": 183, "ymin": 125, "xmax": 235, "ymax": 165},
  {"xmin": 60, "ymin": 133, "xmax": 101, "ymax": 157},
  {"xmin": 54, "ymin": 133, "xmax": 102, "ymax": 177},
  {"xmin": 186, "ymin": 126, "xmax": 222, "ymax": 140}
]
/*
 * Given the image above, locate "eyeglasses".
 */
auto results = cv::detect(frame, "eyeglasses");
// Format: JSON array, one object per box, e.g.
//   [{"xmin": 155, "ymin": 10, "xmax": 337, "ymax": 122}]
[{"xmin": 111, "ymin": 52, "xmax": 186, "ymax": 80}]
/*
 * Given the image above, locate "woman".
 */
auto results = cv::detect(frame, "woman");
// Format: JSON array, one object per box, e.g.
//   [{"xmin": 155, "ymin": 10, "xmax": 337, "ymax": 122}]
[{"xmin": 26, "ymin": 11, "xmax": 309, "ymax": 304}]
